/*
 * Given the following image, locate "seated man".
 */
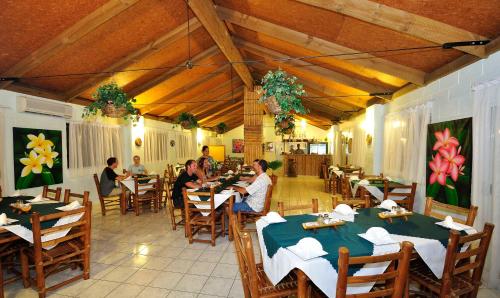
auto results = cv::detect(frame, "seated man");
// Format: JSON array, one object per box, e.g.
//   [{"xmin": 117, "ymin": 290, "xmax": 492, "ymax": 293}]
[
  {"xmin": 239, "ymin": 159, "xmax": 259, "ymax": 183},
  {"xmin": 172, "ymin": 159, "xmax": 201, "ymax": 208},
  {"xmin": 127, "ymin": 155, "xmax": 148, "ymax": 176},
  {"xmin": 100, "ymin": 157, "xmax": 129, "ymax": 196},
  {"xmin": 230, "ymin": 159, "xmax": 272, "ymax": 213}
]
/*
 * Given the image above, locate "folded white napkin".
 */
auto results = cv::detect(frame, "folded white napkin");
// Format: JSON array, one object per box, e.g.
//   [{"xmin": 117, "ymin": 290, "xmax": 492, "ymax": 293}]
[
  {"xmin": 56, "ymin": 200, "xmax": 81, "ymax": 211},
  {"xmin": 334, "ymin": 204, "xmax": 357, "ymax": 216},
  {"xmin": 330, "ymin": 166, "xmax": 339, "ymax": 171},
  {"xmin": 435, "ymin": 216, "xmax": 466, "ymax": 231},
  {"xmin": 0, "ymin": 213, "xmax": 7, "ymax": 226},
  {"xmin": 349, "ymin": 175, "xmax": 359, "ymax": 181},
  {"xmin": 385, "ymin": 176, "xmax": 393, "ymax": 181},
  {"xmin": 350, "ymin": 165, "xmax": 355, "ymax": 168},
  {"xmin": 379, "ymin": 199, "xmax": 397, "ymax": 211},
  {"xmin": 248, "ymin": 170, "xmax": 256, "ymax": 175},
  {"xmin": 262, "ymin": 211, "xmax": 287, "ymax": 224},
  {"xmin": 227, "ymin": 170, "xmax": 234, "ymax": 175},
  {"xmin": 358, "ymin": 179, "xmax": 370, "ymax": 186},
  {"xmin": 12, "ymin": 190, "xmax": 21, "ymax": 196},
  {"xmin": 28, "ymin": 194, "xmax": 47, "ymax": 203},
  {"xmin": 359, "ymin": 227, "xmax": 397, "ymax": 245},
  {"xmin": 287, "ymin": 237, "xmax": 328, "ymax": 260}
]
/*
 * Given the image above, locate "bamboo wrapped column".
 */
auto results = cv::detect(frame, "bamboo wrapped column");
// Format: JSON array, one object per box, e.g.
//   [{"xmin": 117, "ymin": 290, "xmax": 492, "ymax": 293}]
[{"xmin": 244, "ymin": 87, "xmax": 263, "ymax": 164}]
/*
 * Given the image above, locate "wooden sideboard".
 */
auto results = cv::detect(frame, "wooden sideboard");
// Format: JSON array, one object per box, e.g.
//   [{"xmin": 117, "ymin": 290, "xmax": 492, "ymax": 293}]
[{"xmin": 282, "ymin": 154, "xmax": 332, "ymax": 177}]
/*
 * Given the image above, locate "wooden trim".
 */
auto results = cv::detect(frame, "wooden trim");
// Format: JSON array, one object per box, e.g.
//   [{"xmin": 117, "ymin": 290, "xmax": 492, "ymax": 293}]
[
  {"xmin": 199, "ymin": 100, "xmax": 243, "ymax": 124},
  {"xmin": 296, "ymin": 0, "xmax": 487, "ymax": 57},
  {"xmin": 188, "ymin": 0, "xmax": 254, "ymax": 89},
  {"xmin": 65, "ymin": 18, "xmax": 202, "ymax": 100},
  {"xmin": 217, "ymin": 6, "xmax": 425, "ymax": 85},
  {"xmin": 0, "ymin": 0, "xmax": 141, "ymax": 89}
]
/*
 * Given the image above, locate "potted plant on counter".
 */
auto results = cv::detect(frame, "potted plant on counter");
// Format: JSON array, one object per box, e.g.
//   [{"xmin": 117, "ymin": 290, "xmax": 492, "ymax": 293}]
[
  {"xmin": 83, "ymin": 82, "xmax": 138, "ymax": 120},
  {"xmin": 268, "ymin": 160, "xmax": 283, "ymax": 185},
  {"xmin": 215, "ymin": 122, "xmax": 228, "ymax": 135},
  {"xmin": 259, "ymin": 69, "xmax": 308, "ymax": 115},
  {"xmin": 175, "ymin": 112, "xmax": 198, "ymax": 130}
]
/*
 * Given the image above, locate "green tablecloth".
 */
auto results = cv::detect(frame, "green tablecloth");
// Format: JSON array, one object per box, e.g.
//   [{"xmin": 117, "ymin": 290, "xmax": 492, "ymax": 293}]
[
  {"xmin": 262, "ymin": 208, "xmax": 463, "ymax": 275},
  {"xmin": 0, "ymin": 196, "xmax": 66, "ymax": 229}
]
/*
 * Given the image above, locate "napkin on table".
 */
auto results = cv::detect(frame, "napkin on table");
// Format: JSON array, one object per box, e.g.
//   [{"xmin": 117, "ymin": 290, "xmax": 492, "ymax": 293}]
[
  {"xmin": 435, "ymin": 215, "xmax": 467, "ymax": 231},
  {"xmin": 262, "ymin": 211, "xmax": 287, "ymax": 224},
  {"xmin": 227, "ymin": 170, "xmax": 234, "ymax": 175},
  {"xmin": 385, "ymin": 176, "xmax": 393, "ymax": 181},
  {"xmin": 12, "ymin": 190, "xmax": 21, "ymax": 196},
  {"xmin": 379, "ymin": 199, "xmax": 398, "ymax": 211},
  {"xmin": 56, "ymin": 200, "xmax": 81, "ymax": 211},
  {"xmin": 348, "ymin": 175, "xmax": 359, "ymax": 181},
  {"xmin": 28, "ymin": 194, "xmax": 47, "ymax": 203},
  {"xmin": 359, "ymin": 227, "xmax": 397, "ymax": 245},
  {"xmin": 334, "ymin": 204, "xmax": 358, "ymax": 216},
  {"xmin": 287, "ymin": 237, "xmax": 328, "ymax": 260},
  {"xmin": 358, "ymin": 179, "xmax": 370, "ymax": 186},
  {"xmin": 0, "ymin": 213, "xmax": 7, "ymax": 226}
]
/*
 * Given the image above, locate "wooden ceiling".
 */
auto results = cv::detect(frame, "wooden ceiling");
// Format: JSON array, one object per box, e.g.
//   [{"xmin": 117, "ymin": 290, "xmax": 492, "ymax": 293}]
[{"xmin": 1, "ymin": 0, "xmax": 499, "ymax": 131}]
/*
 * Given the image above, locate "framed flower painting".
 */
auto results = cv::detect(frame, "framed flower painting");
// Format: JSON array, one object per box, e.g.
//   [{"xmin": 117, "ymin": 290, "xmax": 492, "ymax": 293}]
[
  {"xmin": 232, "ymin": 139, "xmax": 244, "ymax": 153},
  {"xmin": 426, "ymin": 118, "xmax": 472, "ymax": 207},
  {"xmin": 13, "ymin": 127, "xmax": 63, "ymax": 189}
]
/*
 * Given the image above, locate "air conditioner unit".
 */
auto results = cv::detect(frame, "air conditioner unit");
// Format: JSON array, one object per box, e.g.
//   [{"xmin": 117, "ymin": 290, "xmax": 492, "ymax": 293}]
[{"xmin": 17, "ymin": 96, "xmax": 73, "ymax": 119}]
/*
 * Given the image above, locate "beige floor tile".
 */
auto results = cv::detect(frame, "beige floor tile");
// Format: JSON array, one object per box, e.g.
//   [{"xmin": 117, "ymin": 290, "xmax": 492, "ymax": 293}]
[
  {"xmin": 211, "ymin": 263, "xmax": 238, "ymax": 279},
  {"xmin": 200, "ymin": 277, "xmax": 233, "ymax": 297},
  {"xmin": 187, "ymin": 261, "xmax": 217, "ymax": 276},
  {"xmin": 138, "ymin": 287, "xmax": 171, "ymax": 297},
  {"xmin": 149, "ymin": 271, "xmax": 184, "ymax": 289},
  {"xmin": 139, "ymin": 244, "xmax": 168, "ymax": 256},
  {"xmin": 119, "ymin": 254, "xmax": 150, "ymax": 268},
  {"xmin": 160, "ymin": 246, "xmax": 185, "ymax": 258},
  {"xmin": 228, "ymin": 280, "xmax": 245, "ymax": 298},
  {"xmin": 164, "ymin": 259, "xmax": 195, "ymax": 273},
  {"xmin": 127, "ymin": 268, "xmax": 162, "ymax": 285},
  {"xmin": 197, "ymin": 294, "xmax": 224, "ymax": 298},
  {"xmin": 77, "ymin": 280, "xmax": 120, "ymax": 298},
  {"xmin": 219, "ymin": 251, "xmax": 237, "ymax": 265},
  {"xmin": 90, "ymin": 263, "xmax": 116, "ymax": 280},
  {"xmin": 54, "ymin": 278, "xmax": 95, "ymax": 296},
  {"xmin": 166, "ymin": 291, "xmax": 198, "ymax": 298},
  {"xmin": 106, "ymin": 283, "xmax": 145, "ymax": 298},
  {"xmin": 178, "ymin": 248, "xmax": 204, "ymax": 260},
  {"xmin": 101, "ymin": 265, "xmax": 139, "ymax": 282},
  {"xmin": 174, "ymin": 274, "xmax": 208, "ymax": 292},
  {"xmin": 96, "ymin": 252, "xmax": 131, "ymax": 265},
  {"xmin": 478, "ymin": 288, "xmax": 500, "ymax": 298},
  {"xmin": 197, "ymin": 250, "xmax": 224, "ymax": 263}
]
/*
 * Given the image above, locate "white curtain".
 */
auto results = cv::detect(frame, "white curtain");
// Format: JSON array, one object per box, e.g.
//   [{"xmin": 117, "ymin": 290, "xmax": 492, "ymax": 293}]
[
  {"xmin": 350, "ymin": 125, "xmax": 367, "ymax": 168},
  {"xmin": 471, "ymin": 77, "xmax": 500, "ymax": 289},
  {"xmin": 383, "ymin": 103, "xmax": 431, "ymax": 211},
  {"xmin": 68, "ymin": 122, "xmax": 123, "ymax": 176},
  {"xmin": 175, "ymin": 132, "xmax": 193, "ymax": 160},
  {"xmin": 144, "ymin": 127, "xmax": 169, "ymax": 163}
]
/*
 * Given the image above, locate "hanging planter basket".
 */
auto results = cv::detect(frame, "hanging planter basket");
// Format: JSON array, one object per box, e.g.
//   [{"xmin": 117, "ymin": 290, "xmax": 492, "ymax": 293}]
[
  {"xmin": 279, "ymin": 119, "xmax": 291, "ymax": 129},
  {"xmin": 180, "ymin": 120, "xmax": 192, "ymax": 130},
  {"xmin": 264, "ymin": 95, "xmax": 282, "ymax": 115},
  {"xmin": 102, "ymin": 102, "xmax": 128, "ymax": 118}
]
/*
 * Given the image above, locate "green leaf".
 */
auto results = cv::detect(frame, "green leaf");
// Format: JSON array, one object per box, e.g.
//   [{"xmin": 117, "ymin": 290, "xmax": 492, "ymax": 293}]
[
  {"xmin": 16, "ymin": 172, "xmax": 34, "ymax": 190},
  {"xmin": 41, "ymin": 170, "xmax": 55, "ymax": 185},
  {"xmin": 444, "ymin": 177, "xmax": 458, "ymax": 205},
  {"xmin": 426, "ymin": 181, "xmax": 441, "ymax": 198}
]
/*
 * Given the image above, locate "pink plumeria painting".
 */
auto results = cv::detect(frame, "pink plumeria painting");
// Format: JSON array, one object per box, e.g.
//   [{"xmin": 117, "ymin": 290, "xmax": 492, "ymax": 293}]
[{"xmin": 426, "ymin": 118, "xmax": 472, "ymax": 207}]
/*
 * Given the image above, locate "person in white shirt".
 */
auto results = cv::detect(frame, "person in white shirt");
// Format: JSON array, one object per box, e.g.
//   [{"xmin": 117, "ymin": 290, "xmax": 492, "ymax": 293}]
[
  {"xmin": 230, "ymin": 159, "xmax": 272, "ymax": 212},
  {"xmin": 127, "ymin": 155, "xmax": 148, "ymax": 176}
]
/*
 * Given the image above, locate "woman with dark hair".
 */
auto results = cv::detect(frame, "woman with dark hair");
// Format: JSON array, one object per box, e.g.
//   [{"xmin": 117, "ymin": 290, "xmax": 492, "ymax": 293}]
[
  {"xmin": 196, "ymin": 157, "xmax": 220, "ymax": 184},
  {"xmin": 198, "ymin": 145, "xmax": 216, "ymax": 176}
]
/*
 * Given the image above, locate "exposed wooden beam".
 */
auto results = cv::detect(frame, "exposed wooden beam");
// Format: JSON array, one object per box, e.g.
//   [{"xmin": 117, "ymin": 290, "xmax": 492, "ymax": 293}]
[
  {"xmin": 65, "ymin": 18, "xmax": 202, "ymax": 100},
  {"xmin": 194, "ymin": 88, "xmax": 244, "ymax": 119},
  {"xmin": 199, "ymin": 100, "xmax": 243, "ymax": 124},
  {"xmin": 203, "ymin": 106, "xmax": 244, "ymax": 126},
  {"xmin": 127, "ymin": 45, "xmax": 219, "ymax": 97},
  {"xmin": 217, "ymin": 6, "xmax": 425, "ymax": 85},
  {"xmin": 0, "ymin": 0, "xmax": 140, "ymax": 89},
  {"xmin": 187, "ymin": 0, "xmax": 253, "ymax": 89},
  {"xmin": 296, "ymin": 0, "xmax": 487, "ymax": 57}
]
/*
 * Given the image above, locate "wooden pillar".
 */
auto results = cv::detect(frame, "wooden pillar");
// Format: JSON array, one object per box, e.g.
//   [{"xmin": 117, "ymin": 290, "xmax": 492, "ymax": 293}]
[{"xmin": 244, "ymin": 87, "xmax": 263, "ymax": 164}]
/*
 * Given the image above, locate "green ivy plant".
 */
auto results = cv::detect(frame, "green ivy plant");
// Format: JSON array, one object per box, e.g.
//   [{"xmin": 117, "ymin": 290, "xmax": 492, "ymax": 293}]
[
  {"xmin": 82, "ymin": 82, "xmax": 138, "ymax": 120},
  {"xmin": 260, "ymin": 69, "xmax": 308, "ymax": 114},
  {"xmin": 275, "ymin": 113, "xmax": 295, "ymax": 135},
  {"xmin": 268, "ymin": 160, "xmax": 283, "ymax": 172},
  {"xmin": 215, "ymin": 122, "xmax": 228, "ymax": 134},
  {"xmin": 175, "ymin": 112, "xmax": 199, "ymax": 129}
]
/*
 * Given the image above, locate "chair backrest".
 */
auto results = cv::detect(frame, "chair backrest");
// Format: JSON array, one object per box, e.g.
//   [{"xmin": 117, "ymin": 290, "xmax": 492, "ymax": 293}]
[
  {"xmin": 31, "ymin": 201, "xmax": 92, "ymax": 251},
  {"xmin": 133, "ymin": 175, "xmax": 160, "ymax": 198},
  {"xmin": 263, "ymin": 184, "xmax": 273, "ymax": 214},
  {"xmin": 63, "ymin": 189, "xmax": 90, "ymax": 205},
  {"xmin": 340, "ymin": 176, "xmax": 353, "ymax": 199},
  {"xmin": 322, "ymin": 164, "xmax": 329, "ymax": 180},
  {"xmin": 231, "ymin": 216, "xmax": 259, "ymax": 298},
  {"xmin": 424, "ymin": 197, "xmax": 478, "ymax": 226},
  {"xmin": 278, "ymin": 198, "xmax": 319, "ymax": 217},
  {"xmin": 332, "ymin": 187, "xmax": 370, "ymax": 209},
  {"xmin": 336, "ymin": 241, "xmax": 413, "ymax": 298},
  {"xmin": 182, "ymin": 187, "xmax": 216, "ymax": 219},
  {"xmin": 383, "ymin": 180, "xmax": 417, "ymax": 211},
  {"xmin": 93, "ymin": 174, "xmax": 103, "ymax": 198},
  {"xmin": 440, "ymin": 223, "xmax": 494, "ymax": 297},
  {"xmin": 42, "ymin": 185, "xmax": 62, "ymax": 201}
]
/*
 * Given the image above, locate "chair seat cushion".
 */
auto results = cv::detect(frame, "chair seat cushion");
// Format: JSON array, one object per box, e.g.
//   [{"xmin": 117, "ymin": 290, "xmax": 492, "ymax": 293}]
[{"xmin": 255, "ymin": 263, "xmax": 297, "ymax": 296}]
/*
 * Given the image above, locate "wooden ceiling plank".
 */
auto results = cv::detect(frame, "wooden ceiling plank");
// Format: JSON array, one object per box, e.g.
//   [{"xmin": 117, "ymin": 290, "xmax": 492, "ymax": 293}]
[
  {"xmin": 203, "ymin": 106, "xmax": 244, "ymax": 126},
  {"xmin": 296, "ymin": 0, "xmax": 487, "ymax": 57},
  {"xmin": 217, "ymin": 6, "xmax": 425, "ymax": 85},
  {"xmin": 199, "ymin": 100, "xmax": 243, "ymax": 124},
  {"xmin": 127, "ymin": 45, "xmax": 219, "ymax": 97},
  {"xmin": 194, "ymin": 88, "xmax": 244, "ymax": 119},
  {"xmin": 65, "ymin": 18, "xmax": 202, "ymax": 101},
  {"xmin": 187, "ymin": 0, "xmax": 253, "ymax": 89},
  {"xmin": 0, "ymin": 0, "xmax": 141, "ymax": 89}
]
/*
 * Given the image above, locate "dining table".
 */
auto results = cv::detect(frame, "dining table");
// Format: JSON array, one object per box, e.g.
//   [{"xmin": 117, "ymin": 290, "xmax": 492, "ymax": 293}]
[
  {"xmin": 256, "ymin": 208, "xmax": 476, "ymax": 298},
  {"xmin": 350, "ymin": 179, "xmax": 410, "ymax": 202}
]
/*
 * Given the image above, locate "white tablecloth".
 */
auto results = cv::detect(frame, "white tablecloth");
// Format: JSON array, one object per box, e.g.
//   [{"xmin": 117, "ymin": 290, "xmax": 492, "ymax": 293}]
[
  {"xmin": 187, "ymin": 190, "xmax": 241, "ymax": 216},
  {"xmin": 352, "ymin": 184, "xmax": 411, "ymax": 202},
  {"xmin": 121, "ymin": 178, "xmax": 157, "ymax": 195}
]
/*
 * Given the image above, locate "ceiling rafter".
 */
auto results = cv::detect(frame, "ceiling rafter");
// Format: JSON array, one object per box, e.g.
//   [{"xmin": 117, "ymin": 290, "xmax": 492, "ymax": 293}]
[
  {"xmin": 0, "ymin": 0, "xmax": 141, "ymax": 89},
  {"xmin": 188, "ymin": 0, "xmax": 254, "ymax": 89},
  {"xmin": 203, "ymin": 105, "xmax": 244, "ymax": 126},
  {"xmin": 65, "ymin": 18, "xmax": 202, "ymax": 101},
  {"xmin": 193, "ymin": 87, "xmax": 244, "ymax": 119},
  {"xmin": 199, "ymin": 100, "xmax": 243, "ymax": 124},
  {"xmin": 296, "ymin": 0, "xmax": 488, "ymax": 57},
  {"xmin": 217, "ymin": 6, "xmax": 425, "ymax": 85}
]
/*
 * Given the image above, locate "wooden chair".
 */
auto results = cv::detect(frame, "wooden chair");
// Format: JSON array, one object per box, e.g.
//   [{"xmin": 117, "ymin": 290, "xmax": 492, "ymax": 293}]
[
  {"xmin": 20, "ymin": 202, "xmax": 92, "ymax": 298},
  {"xmin": 277, "ymin": 198, "xmax": 319, "ymax": 217},
  {"xmin": 383, "ymin": 180, "xmax": 417, "ymax": 211},
  {"xmin": 182, "ymin": 187, "xmax": 225, "ymax": 246},
  {"xmin": 93, "ymin": 174, "xmax": 123, "ymax": 216},
  {"xmin": 231, "ymin": 216, "xmax": 298, "ymax": 297},
  {"xmin": 235, "ymin": 184, "xmax": 273, "ymax": 232},
  {"xmin": 332, "ymin": 187, "xmax": 371, "ymax": 209},
  {"xmin": 63, "ymin": 189, "xmax": 90, "ymax": 205},
  {"xmin": 336, "ymin": 241, "xmax": 413, "ymax": 298},
  {"xmin": 165, "ymin": 177, "xmax": 185, "ymax": 233},
  {"xmin": 424, "ymin": 197, "xmax": 478, "ymax": 226},
  {"xmin": 409, "ymin": 223, "xmax": 494, "ymax": 298},
  {"xmin": 0, "ymin": 231, "xmax": 24, "ymax": 298},
  {"xmin": 131, "ymin": 175, "xmax": 161, "ymax": 216},
  {"xmin": 322, "ymin": 165, "xmax": 332, "ymax": 193},
  {"xmin": 42, "ymin": 186, "xmax": 62, "ymax": 201},
  {"xmin": 340, "ymin": 176, "xmax": 353, "ymax": 199}
]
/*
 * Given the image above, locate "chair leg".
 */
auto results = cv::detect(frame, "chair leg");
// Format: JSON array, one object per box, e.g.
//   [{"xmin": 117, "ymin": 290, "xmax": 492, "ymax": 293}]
[
  {"xmin": 135, "ymin": 197, "xmax": 140, "ymax": 216},
  {"xmin": 211, "ymin": 222, "xmax": 216, "ymax": 247},
  {"xmin": 34, "ymin": 258, "xmax": 46, "ymax": 298},
  {"xmin": 20, "ymin": 250, "xmax": 30, "ymax": 288},
  {"xmin": 221, "ymin": 210, "xmax": 226, "ymax": 237},
  {"xmin": 99, "ymin": 199, "xmax": 106, "ymax": 216}
]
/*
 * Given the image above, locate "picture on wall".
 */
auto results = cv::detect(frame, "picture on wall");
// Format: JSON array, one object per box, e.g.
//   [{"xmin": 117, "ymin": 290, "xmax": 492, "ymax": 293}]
[
  {"xmin": 265, "ymin": 142, "xmax": 275, "ymax": 152},
  {"xmin": 232, "ymin": 139, "xmax": 244, "ymax": 153},
  {"xmin": 13, "ymin": 127, "xmax": 63, "ymax": 190},
  {"xmin": 426, "ymin": 117, "xmax": 472, "ymax": 208}
]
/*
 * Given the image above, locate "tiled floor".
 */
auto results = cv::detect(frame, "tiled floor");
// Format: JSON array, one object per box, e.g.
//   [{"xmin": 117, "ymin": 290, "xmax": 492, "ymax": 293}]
[{"xmin": 4, "ymin": 176, "xmax": 499, "ymax": 297}]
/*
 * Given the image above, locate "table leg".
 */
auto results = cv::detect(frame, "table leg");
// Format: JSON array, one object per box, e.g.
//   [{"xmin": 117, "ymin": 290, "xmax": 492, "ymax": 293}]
[{"xmin": 296, "ymin": 269, "xmax": 308, "ymax": 298}]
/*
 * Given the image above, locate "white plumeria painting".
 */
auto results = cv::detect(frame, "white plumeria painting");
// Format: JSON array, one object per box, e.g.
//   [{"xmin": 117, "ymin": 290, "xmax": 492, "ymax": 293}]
[{"xmin": 13, "ymin": 128, "xmax": 63, "ymax": 189}]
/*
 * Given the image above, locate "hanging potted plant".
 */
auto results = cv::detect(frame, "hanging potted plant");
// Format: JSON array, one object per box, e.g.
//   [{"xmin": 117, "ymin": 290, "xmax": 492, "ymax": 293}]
[
  {"xmin": 82, "ymin": 82, "xmax": 138, "ymax": 119},
  {"xmin": 175, "ymin": 112, "xmax": 198, "ymax": 129},
  {"xmin": 259, "ymin": 69, "xmax": 308, "ymax": 115},
  {"xmin": 215, "ymin": 122, "xmax": 228, "ymax": 134},
  {"xmin": 275, "ymin": 113, "xmax": 295, "ymax": 135},
  {"xmin": 268, "ymin": 160, "xmax": 283, "ymax": 185}
]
